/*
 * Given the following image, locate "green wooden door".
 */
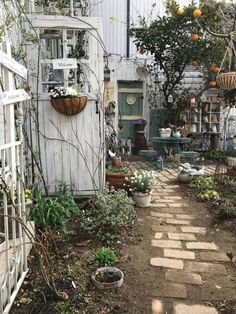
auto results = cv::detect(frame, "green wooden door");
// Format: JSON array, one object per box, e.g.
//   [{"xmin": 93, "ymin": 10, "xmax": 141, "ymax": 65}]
[{"xmin": 118, "ymin": 81, "xmax": 143, "ymax": 142}]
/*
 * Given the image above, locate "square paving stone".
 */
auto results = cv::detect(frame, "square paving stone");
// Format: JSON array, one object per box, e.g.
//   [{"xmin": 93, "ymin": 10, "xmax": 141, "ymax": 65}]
[
  {"xmin": 200, "ymin": 252, "xmax": 230, "ymax": 262},
  {"xmin": 185, "ymin": 261, "xmax": 227, "ymax": 275},
  {"xmin": 154, "ymin": 232, "xmax": 164, "ymax": 239},
  {"xmin": 168, "ymin": 233, "xmax": 196, "ymax": 241},
  {"xmin": 151, "ymin": 239, "xmax": 182, "ymax": 248},
  {"xmin": 186, "ymin": 242, "xmax": 217, "ymax": 250},
  {"xmin": 150, "ymin": 257, "xmax": 183, "ymax": 269},
  {"xmin": 173, "ymin": 303, "xmax": 218, "ymax": 314},
  {"xmin": 181, "ymin": 226, "xmax": 206, "ymax": 234},
  {"xmin": 152, "ymin": 299, "xmax": 164, "ymax": 314},
  {"xmin": 165, "ymin": 269, "xmax": 202, "ymax": 285},
  {"xmin": 152, "ymin": 283, "xmax": 187, "ymax": 298},
  {"xmin": 164, "ymin": 249, "xmax": 195, "ymax": 260}
]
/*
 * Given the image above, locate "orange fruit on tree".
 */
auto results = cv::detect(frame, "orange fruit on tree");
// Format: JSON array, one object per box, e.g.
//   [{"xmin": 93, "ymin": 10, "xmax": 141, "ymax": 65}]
[
  {"xmin": 209, "ymin": 80, "xmax": 217, "ymax": 88},
  {"xmin": 139, "ymin": 47, "xmax": 146, "ymax": 54},
  {"xmin": 191, "ymin": 34, "xmax": 200, "ymax": 41},
  {"xmin": 193, "ymin": 9, "xmax": 202, "ymax": 18},
  {"xmin": 177, "ymin": 8, "xmax": 184, "ymax": 16},
  {"xmin": 192, "ymin": 60, "xmax": 198, "ymax": 67}
]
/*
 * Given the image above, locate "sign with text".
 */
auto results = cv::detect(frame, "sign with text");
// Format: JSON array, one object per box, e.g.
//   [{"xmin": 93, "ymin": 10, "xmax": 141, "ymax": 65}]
[
  {"xmin": 53, "ymin": 58, "xmax": 77, "ymax": 70},
  {"xmin": 0, "ymin": 51, "xmax": 27, "ymax": 79},
  {"xmin": 0, "ymin": 89, "xmax": 31, "ymax": 105}
]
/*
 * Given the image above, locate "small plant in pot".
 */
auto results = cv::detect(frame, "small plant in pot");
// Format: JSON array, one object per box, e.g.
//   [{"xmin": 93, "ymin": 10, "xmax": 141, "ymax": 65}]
[
  {"xmin": 90, "ymin": 247, "xmax": 124, "ymax": 289},
  {"xmin": 105, "ymin": 165, "xmax": 133, "ymax": 191},
  {"xmin": 177, "ymin": 163, "xmax": 194, "ymax": 183},
  {"xmin": 127, "ymin": 170, "xmax": 156, "ymax": 207}
]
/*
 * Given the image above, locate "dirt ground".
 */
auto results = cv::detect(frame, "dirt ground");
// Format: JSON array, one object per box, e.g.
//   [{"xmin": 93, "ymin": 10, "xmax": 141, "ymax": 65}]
[{"xmin": 10, "ymin": 177, "xmax": 236, "ymax": 314}]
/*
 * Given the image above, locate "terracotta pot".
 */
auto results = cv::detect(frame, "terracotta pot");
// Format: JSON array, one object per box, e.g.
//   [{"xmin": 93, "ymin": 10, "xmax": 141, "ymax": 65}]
[
  {"xmin": 51, "ymin": 96, "xmax": 87, "ymax": 115},
  {"xmin": 91, "ymin": 267, "xmax": 124, "ymax": 290},
  {"xmin": 177, "ymin": 173, "xmax": 193, "ymax": 183},
  {"xmin": 106, "ymin": 173, "xmax": 132, "ymax": 191},
  {"xmin": 112, "ymin": 157, "xmax": 122, "ymax": 168},
  {"xmin": 132, "ymin": 191, "xmax": 151, "ymax": 208}
]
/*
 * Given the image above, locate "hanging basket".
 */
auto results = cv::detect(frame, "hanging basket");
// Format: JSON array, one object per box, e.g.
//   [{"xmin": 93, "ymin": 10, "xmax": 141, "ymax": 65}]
[
  {"xmin": 216, "ymin": 72, "xmax": 236, "ymax": 90},
  {"xmin": 51, "ymin": 96, "xmax": 88, "ymax": 115}
]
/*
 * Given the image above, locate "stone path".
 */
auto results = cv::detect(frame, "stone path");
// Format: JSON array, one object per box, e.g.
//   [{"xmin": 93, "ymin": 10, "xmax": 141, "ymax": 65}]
[{"xmin": 149, "ymin": 167, "xmax": 236, "ymax": 314}]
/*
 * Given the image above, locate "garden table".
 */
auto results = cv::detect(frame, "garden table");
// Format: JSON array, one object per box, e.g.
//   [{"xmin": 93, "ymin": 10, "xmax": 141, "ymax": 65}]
[{"xmin": 151, "ymin": 137, "xmax": 191, "ymax": 159}]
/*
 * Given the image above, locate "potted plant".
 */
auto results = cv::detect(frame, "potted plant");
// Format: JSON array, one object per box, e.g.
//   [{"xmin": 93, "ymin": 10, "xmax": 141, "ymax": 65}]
[
  {"xmin": 91, "ymin": 267, "xmax": 124, "ymax": 290},
  {"xmin": 105, "ymin": 165, "xmax": 133, "ymax": 191},
  {"xmin": 133, "ymin": 118, "xmax": 147, "ymax": 132},
  {"xmin": 49, "ymin": 84, "xmax": 87, "ymax": 115},
  {"xmin": 177, "ymin": 163, "xmax": 193, "ymax": 183},
  {"xmin": 127, "ymin": 170, "xmax": 156, "ymax": 207}
]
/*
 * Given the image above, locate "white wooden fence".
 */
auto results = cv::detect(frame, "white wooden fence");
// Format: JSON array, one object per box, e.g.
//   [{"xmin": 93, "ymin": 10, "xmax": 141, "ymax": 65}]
[{"xmin": 0, "ymin": 42, "xmax": 33, "ymax": 314}]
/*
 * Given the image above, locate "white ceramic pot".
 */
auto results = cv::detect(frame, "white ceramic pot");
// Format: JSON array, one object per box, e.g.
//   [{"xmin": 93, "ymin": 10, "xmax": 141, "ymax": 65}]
[
  {"xmin": 91, "ymin": 267, "xmax": 124, "ymax": 290},
  {"xmin": 177, "ymin": 173, "xmax": 193, "ymax": 184},
  {"xmin": 132, "ymin": 192, "xmax": 151, "ymax": 208}
]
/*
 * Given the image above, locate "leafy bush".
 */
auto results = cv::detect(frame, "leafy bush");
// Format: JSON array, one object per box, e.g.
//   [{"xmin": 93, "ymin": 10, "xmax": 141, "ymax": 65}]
[
  {"xmin": 202, "ymin": 149, "xmax": 227, "ymax": 162},
  {"xmin": 210, "ymin": 199, "xmax": 236, "ymax": 219},
  {"xmin": 189, "ymin": 176, "xmax": 215, "ymax": 191},
  {"xmin": 197, "ymin": 190, "xmax": 220, "ymax": 201},
  {"xmin": 80, "ymin": 185, "xmax": 135, "ymax": 236},
  {"xmin": 30, "ymin": 183, "xmax": 78, "ymax": 230},
  {"xmin": 90, "ymin": 247, "xmax": 118, "ymax": 266}
]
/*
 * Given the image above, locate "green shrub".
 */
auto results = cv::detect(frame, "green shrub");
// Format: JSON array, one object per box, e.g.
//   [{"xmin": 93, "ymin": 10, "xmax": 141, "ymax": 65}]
[
  {"xmin": 197, "ymin": 190, "xmax": 220, "ymax": 201},
  {"xmin": 90, "ymin": 247, "xmax": 118, "ymax": 266},
  {"xmin": 30, "ymin": 183, "xmax": 78, "ymax": 230},
  {"xmin": 79, "ymin": 185, "xmax": 135, "ymax": 236},
  {"xmin": 210, "ymin": 200, "xmax": 236, "ymax": 219},
  {"xmin": 189, "ymin": 176, "xmax": 215, "ymax": 191},
  {"xmin": 202, "ymin": 149, "xmax": 227, "ymax": 162}
]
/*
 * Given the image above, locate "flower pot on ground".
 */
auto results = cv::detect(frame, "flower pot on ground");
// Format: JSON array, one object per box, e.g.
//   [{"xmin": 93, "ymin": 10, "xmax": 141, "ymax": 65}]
[
  {"xmin": 105, "ymin": 166, "xmax": 133, "ymax": 191},
  {"xmin": 132, "ymin": 191, "xmax": 151, "ymax": 207},
  {"xmin": 177, "ymin": 163, "xmax": 194, "ymax": 183},
  {"xmin": 91, "ymin": 267, "xmax": 124, "ymax": 289},
  {"xmin": 127, "ymin": 170, "xmax": 156, "ymax": 207}
]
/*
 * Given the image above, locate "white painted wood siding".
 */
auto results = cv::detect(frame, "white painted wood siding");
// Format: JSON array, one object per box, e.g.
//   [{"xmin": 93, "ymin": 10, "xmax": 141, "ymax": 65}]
[{"xmin": 91, "ymin": 0, "xmax": 199, "ymax": 57}]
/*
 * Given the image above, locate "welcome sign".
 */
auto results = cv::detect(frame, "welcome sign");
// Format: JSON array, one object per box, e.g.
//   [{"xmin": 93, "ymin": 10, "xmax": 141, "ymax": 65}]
[
  {"xmin": 53, "ymin": 58, "xmax": 77, "ymax": 70},
  {"xmin": 0, "ymin": 89, "xmax": 31, "ymax": 105},
  {"xmin": 0, "ymin": 51, "xmax": 27, "ymax": 79}
]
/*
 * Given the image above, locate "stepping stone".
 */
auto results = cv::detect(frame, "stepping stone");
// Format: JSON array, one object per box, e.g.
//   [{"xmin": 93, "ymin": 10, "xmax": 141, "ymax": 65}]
[
  {"xmin": 150, "ymin": 212, "xmax": 174, "ymax": 218},
  {"xmin": 165, "ymin": 269, "xmax": 202, "ymax": 285},
  {"xmin": 150, "ymin": 257, "xmax": 183, "ymax": 269},
  {"xmin": 200, "ymin": 252, "xmax": 230, "ymax": 262},
  {"xmin": 150, "ymin": 203, "xmax": 169, "ymax": 208},
  {"xmin": 152, "ymin": 283, "xmax": 187, "ymax": 299},
  {"xmin": 168, "ymin": 233, "xmax": 196, "ymax": 241},
  {"xmin": 164, "ymin": 249, "xmax": 195, "ymax": 260},
  {"xmin": 152, "ymin": 199, "xmax": 175, "ymax": 203},
  {"xmin": 173, "ymin": 303, "xmax": 218, "ymax": 314},
  {"xmin": 185, "ymin": 261, "xmax": 227, "ymax": 275},
  {"xmin": 176, "ymin": 214, "xmax": 196, "ymax": 219},
  {"xmin": 151, "ymin": 225, "xmax": 178, "ymax": 232},
  {"xmin": 181, "ymin": 226, "xmax": 206, "ymax": 234},
  {"xmin": 163, "ymin": 196, "xmax": 183, "ymax": 200},
  {"xmin": 166, "ymin": 219, "xmax": 191, "ymax": 225},
  {"xmin": 151, "ymin": 239, "xmax": 182, "ymax": 248},
  {"xmin": 169, "ymin": 203, "xmax": 189, "ymax": 208},
  {"xmin": 154, "ymin": 232, "xmax": 163, "ymax": 239},
  {"xmin": 152, "ymin": 299, "xmax": 164, "ymax": 314},
  {"xmin": 186, "ymin": 242, "xmax": 217, "ymax": 250}
]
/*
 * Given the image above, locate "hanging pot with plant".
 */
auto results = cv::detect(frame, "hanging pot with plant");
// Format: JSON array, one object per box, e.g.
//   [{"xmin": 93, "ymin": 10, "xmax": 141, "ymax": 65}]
[
  {"xmin": 50, "ymin": 86, "xmax": 87, "ymax": 116},
  {"xmin": 216, "ymin": 42, "xmax": 236, "ymax": 90}
]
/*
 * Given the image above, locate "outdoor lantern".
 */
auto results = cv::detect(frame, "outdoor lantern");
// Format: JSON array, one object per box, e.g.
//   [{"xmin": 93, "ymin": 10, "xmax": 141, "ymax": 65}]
[{"xmin": 104, "ymin": 65, "xmax": 111, "ymax": 81}]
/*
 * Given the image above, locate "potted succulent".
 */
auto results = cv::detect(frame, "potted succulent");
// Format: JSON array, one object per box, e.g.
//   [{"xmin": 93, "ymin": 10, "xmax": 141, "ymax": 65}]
[
  {"xmin": 49, "ymin": 84, "xmax": 87, "ymax": 115},
  {"xmin": 127, "ymin": 170, "xmax": 156, "ymax": 207}
]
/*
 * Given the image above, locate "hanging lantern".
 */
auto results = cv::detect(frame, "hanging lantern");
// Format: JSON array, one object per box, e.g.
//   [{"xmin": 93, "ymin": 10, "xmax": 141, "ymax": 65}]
[{"xmin": 104, "ymin": 65, "xmax": 111, "ymax": 81}]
